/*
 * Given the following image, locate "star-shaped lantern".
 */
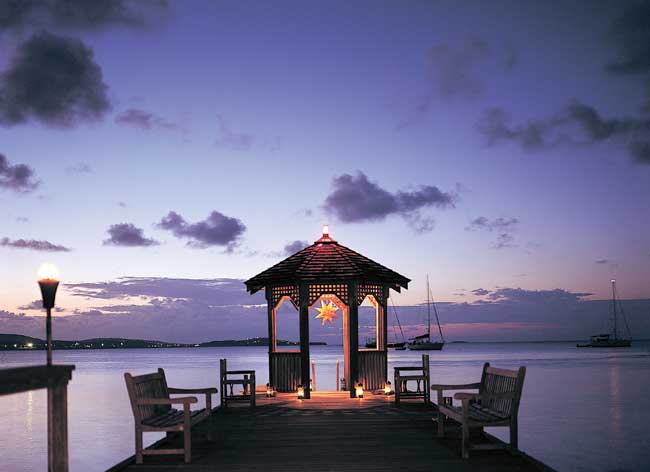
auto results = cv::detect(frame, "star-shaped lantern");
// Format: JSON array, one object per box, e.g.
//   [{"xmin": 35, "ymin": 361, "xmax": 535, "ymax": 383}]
[{"xmin": 315, "ymin": 300, "xmax": 340, "ymax": 326}]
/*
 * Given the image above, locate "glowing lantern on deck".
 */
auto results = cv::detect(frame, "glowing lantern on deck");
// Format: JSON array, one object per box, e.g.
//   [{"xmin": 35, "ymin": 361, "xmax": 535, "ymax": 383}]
[
  {"xmin": 266, "ymin": 383, "xmax": 273, "ymax": 397},
  {"xmin": 384, "ymin": 381, "xmax": 392, "ymax": 395},
  {"xmin": 355, "ymin": 382, "xmax": 364, "ymax": 399},
  {"xmin": 297, "ymin": 384, "xmax": 305, "ymax": 399}
]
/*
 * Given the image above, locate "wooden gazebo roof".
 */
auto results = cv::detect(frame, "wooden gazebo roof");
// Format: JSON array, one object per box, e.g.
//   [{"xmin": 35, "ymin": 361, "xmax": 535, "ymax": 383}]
[{"xmin": 245, "ymin": 228, "xmax": 410, "ymax": 294}]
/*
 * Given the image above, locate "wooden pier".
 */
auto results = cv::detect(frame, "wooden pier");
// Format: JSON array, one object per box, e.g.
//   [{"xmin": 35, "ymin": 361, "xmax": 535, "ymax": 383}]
[{"xmin": 108, "ymin": 390, "xmax": 553, "ymax": 471}]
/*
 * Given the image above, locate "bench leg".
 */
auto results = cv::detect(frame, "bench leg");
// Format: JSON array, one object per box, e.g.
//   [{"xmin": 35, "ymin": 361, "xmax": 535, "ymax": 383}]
[
  {"xmin": 135, "ymin": 428, "xmax": 143, "ymax": 464},
  {"xmin": 510, "ymin": 417, "xmax": 518, "ymax": 452},
  {"xmin": 461, "ymin": 419, "xmax": 470, "ymax": 459},
  {"xmin": 436, "ymin": 390, "xmax": 444, "ymax": 437},
  {"xmin": 183, "ymin": 405, "xmax": 192, "ymax": 463}
]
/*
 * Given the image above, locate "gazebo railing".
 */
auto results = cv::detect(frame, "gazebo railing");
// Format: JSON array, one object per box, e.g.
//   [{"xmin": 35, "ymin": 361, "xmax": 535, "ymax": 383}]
[
  {"xmin": 358, "ymin": 350, "xmax": 386, "ymax": 390},
  {"xmin": 270, "ymin": 351, "xmax": 301, "ymax": 392}
]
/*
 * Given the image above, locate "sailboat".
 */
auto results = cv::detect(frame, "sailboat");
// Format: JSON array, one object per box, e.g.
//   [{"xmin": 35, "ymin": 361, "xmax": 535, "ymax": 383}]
[
  {"xmin": 408, "ymin": 275, "xmax": 445, "ymax": 351},
  {"xmin": 387, "ymin": 299, "xmax": 406, "ymax": 350},
  {"xmin": 364, "ymin": 300, "xmax": 407, "ymax": 349},
  {"xmin": 577, "ymin": 279, "xmax": 632, "ymax": 348}
]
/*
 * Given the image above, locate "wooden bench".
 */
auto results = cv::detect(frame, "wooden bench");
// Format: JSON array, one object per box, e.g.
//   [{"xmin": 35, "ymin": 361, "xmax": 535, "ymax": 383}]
[
  {"xmin": 394, "ymin": 354, "xmax": 429, "ymax": 405},
  {"xmin": 124, "ymin": 368, "xmax": 217, "ymax": 464},
  {"xmin": 220, "ymin": 359, "xmax": 256, "ymax": 407},
  {"xmin": 431, "ymin": 362, "xmax": 526, "ymax": 458}
]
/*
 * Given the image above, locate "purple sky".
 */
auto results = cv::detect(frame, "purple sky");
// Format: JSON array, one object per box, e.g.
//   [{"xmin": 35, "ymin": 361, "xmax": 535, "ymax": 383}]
[{"xmin": 1, "ymin": 1, "xmax": 649, "ymax": 342}]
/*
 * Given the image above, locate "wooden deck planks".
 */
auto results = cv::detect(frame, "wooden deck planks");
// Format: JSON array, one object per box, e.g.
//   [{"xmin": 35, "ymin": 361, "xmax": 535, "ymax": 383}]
[{"xmin": 109, "ymin": 391, "xmax": 553, "ymax": 472}]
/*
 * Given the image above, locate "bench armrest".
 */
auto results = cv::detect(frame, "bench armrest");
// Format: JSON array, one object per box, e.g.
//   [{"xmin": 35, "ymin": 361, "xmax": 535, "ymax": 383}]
[
  {"xmin": 137, "ymin": 396, "xmax": 197, "ymax": 405},
  {"xmin": 430, "ymin": 383, "xmax": 480, "ymax": 391},
  {"xmin": 168, "ymin": 387, "xmax": 218, "ymax": 394},
  {"xmin": 226, "ymin": 370, "xmax": 255, "ymax": 375},
  {"xmin": 394, "ymin": 366, "xmax": 424, "ymax": 372},
  {"xmin": 454, "ymin": 392, "xmax": 514, "ymax": 401}
]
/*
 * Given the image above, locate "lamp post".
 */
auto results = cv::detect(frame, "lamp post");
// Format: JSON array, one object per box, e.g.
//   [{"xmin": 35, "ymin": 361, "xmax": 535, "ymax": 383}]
[{"xmin": 38, "ymin": 263, "xmax": 59, "ymax": 366}]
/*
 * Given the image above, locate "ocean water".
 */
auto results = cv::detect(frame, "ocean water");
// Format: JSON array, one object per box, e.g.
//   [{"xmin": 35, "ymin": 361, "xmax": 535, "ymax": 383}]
[{"xmin": 1, "ymin": 342, "xmax": 649, "ymax": 472}]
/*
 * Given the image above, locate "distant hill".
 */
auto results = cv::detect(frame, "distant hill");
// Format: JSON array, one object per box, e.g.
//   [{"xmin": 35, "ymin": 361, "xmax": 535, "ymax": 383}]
[{"xmin": 0, "ymin": 334, "xmax": 326, "ymax": 350}]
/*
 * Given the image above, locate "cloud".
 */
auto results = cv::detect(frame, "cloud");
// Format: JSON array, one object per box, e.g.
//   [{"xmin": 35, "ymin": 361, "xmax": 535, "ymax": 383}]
[
  {"xmin": 595, "ymin": 259, "xmax": 609, "ymax": 264},
  {"xmin": 466, "ymin": 216, "xmax": 519, "ymax": 249},
  {"xmin": 15, "ymin": 216, "xmax": 30, "ymax": 223},
  {"xmin": 64, "ymin": 277, "xmax": 261, "ymax": 304},
  {"xmin": 0, "ymin": 237, "xmax": 71, "ymax": 252},
  {"xmin": 0, "ymin": 32, "xmax": 110, "ymax": 127},
  {"xmin": 283, "ymin": 240, "xmax": 309, "ymax": 256},
  {"xmin": 157, "ymin": 210, "xmax": 246, "ymax": 250},
  {"xmin": 17, "ymin": 300, "xmax": 64, "ymax": 312},
  {"xmin": 477, "ymin": 101, "xmax": 650, "ymax": 163},
  {"xmin": 65, "ymin": 162, "xmax": 92, "ymax": 174},
  {"xmin": 0, "ymin": 0, "xmax": 167, "ymax": 32},
  {"xmin": 3, "ymin": 280, "xmax": 649, "ymax": 344},
  {"xmin": 323, "ymin": 171, "xmax": 454, "ymax": 231},
  {"xmin": 466, "ymin": 216, "xmax": 519, "ymax": 232},
  {"xmin": 103, "ymin": 223, "xmax": 159, "ymax": 247},
  {"xmin": 493, "ymin": 233, "xmax": 515, "ymax": 249},
  {"xmin": 0, "ymin": 154, "xmax": 39, "ymax": 193},
  {"xmin": 214, "ymin": 115, "xmax": 281, "ymax": 153},
  {"xmin": 471, "ymin": 288, "xmax": 490, "ymax": 296},
  {"xmin": 607, "ymin": 3, "xmax": 650, "ymax": 75},
  {"xmin": 114, "ymin": 108, "xmax": 185, "ymax": 134},
  {"xmin": 398, "ymin": 38, "xmax": 515, "ymax": 128}
]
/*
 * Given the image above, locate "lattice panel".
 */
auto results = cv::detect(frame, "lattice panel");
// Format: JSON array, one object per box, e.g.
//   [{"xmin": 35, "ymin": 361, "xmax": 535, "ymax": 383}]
[
  {"xmin": 308, "ymin": 283, "xmax": 349, "ymax": 306},
  {"xmin": 358, "ymin": 283, "xmax": 384, "ymax": 305},
  {"xmin": 270, "ymin": 284, "xmax": 300, "ymax": 309}
]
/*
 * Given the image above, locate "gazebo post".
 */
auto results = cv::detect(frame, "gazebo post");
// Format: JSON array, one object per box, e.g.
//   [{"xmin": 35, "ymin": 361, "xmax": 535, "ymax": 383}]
[
  {"xmin": 382, "ymin": 285, "xmax": 390, "ymax": 381},
  {"xmin": 348, "ymin": 281, "xmax": 359, "ymax": 398},
  {"xmin": 299, "ymin": 283, "xmax": 311, "ymax": 399},
  {"xmin": 266, "ymin": 290, "xmax": 275, "ymax": 389}
]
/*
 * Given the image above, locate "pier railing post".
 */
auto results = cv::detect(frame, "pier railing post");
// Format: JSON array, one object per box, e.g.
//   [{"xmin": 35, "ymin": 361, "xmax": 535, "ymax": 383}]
[
  {"xmin": 299, "ymin": 283, "xmax": 311, "ymax": 399},
  {"xmin": 48, "ymin": 376, "xmax": 70, "ymax": 472}
]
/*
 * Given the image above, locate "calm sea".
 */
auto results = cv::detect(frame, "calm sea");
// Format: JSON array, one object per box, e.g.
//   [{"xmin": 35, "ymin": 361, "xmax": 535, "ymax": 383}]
[{"xmin": 1, "ymin": 342, "xmax": 649, "ymax": 471}]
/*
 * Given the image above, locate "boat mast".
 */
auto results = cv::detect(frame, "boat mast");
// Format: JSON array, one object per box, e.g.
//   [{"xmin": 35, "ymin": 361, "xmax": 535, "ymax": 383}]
[
  {"xmin": 611, "ymin": 279, "xmax": 617, "ymax": 340},
  {"xmin": 426, "ymin": 274, "xmax": 431, "ymax": 339},
  {"xmin": 391, "ymin": 299, "xmax": 406, "ymax": 342}
]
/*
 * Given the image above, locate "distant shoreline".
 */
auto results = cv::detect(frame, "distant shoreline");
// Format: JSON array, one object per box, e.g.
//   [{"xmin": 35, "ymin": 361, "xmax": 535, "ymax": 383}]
[{"xmin": 0, "ymin": 334, "xmax": 326, "ymax": 351}]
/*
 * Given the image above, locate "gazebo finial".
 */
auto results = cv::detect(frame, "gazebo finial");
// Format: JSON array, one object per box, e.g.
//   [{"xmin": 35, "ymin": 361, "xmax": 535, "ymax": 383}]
[{"xmin": 316, "ymin": 224, "xmax": 336, "ymax": 243}]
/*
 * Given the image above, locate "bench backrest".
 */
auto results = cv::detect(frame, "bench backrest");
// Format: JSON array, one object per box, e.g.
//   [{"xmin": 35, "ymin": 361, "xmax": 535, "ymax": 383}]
[
  {"xmin": 478, "ymin": 363, "xmax": 526, "ymax": 418},
  {"xmin": 124, "ymin": 368, "xmax": 170, "ymax": 422}
]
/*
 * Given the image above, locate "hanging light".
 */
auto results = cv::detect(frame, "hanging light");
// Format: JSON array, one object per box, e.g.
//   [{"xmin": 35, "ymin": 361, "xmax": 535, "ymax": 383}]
[
  {"xmin": 297, "ymin": 384, "xmax": 305, "ymax": 399},
  {"xmin": 384, "ymin": 381, "xmax": 393, "ymax": 395},
  {"xmin": 355, "ymin": 381, "xmax": 364, "ymax": 399}
]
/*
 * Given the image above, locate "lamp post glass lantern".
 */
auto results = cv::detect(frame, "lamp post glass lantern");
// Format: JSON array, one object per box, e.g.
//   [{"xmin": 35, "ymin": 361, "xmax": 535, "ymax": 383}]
[{"xmin": 37, "ymin": 263, "xmax": 59, "ymax": 366}]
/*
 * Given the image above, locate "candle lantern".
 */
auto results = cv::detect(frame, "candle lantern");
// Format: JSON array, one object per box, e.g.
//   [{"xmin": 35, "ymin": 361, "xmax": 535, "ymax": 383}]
[
  {"xmin": 37, "ymin": 263, "xmax": 60, "ymax": 366},
  {"xmin": 297, "ymin": 384, "xmax": 305, "ymax": 399},
  {"xmin": 384, "ymin": 381, "xmax": 393, "ymax": 395},
  {"xmin": 355, "ymin": 381, "xmax": 364, "ymax": 399}
]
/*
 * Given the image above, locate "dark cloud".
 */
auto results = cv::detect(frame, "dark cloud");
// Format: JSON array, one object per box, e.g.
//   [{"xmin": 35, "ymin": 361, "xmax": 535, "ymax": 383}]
[
  {"xmin": 157, "ymin": 210, "xmax": 246, "ymax": 250},
  {"xmin": 283, "ymin": 240, "xmax": 309, "ymax": 256},
  {"xmin": 467, "ymin": 216, "xmax": 519, "ymax": 232},
  {"xmin": 0, "ymin": 0, "xmax": 167, "ymax": 32},
  {"xmin": 478, "ymin": 101, "xmax": 650, "ymax": 163},
  {"xmin": 323, "ymin": 171, "xmax": 454, "ymax": 231},
  {"xmin": 595, "ymin": 259, "xmax": 609, "ymax": 264},
  {"xmin": 471, "ymin": 288, "xmax": 490, "ymax": 296},
  {"xmin": 0, "ymin": 237, "xmax": 71, "ymax": 252},
  {"xmin": 0, "ymin": 32, "xmax": 110, "ymax": 127},
  {"xmin": 115, "ymin": 108, "xmax": 185, "ymax": 134},
  {"xmin": 0, "ymin": 153, "xmax": 39, "ymax": 192},
  {"xmin": 485, "ymin": 287, "xmax": 591, "ymax": 304},
  {"xmin": 607, "ymin": 3, "xmax": 650, "ymax": 75},
  {"xmin": 103, "ymin": 223, "xmax": 159, "ymax": 247},
  {"xmin": 65, "ymin": 162, "xmax": 92, "ymax": 174}
]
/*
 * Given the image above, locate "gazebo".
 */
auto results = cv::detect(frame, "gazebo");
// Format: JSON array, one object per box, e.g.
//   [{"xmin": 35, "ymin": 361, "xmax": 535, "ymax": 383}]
[{"xmin": 245, "ymin": 226, "xmax": 410, "ymax": 398}]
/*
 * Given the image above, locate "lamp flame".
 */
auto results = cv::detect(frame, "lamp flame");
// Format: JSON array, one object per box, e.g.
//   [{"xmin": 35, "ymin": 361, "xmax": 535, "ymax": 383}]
[
  {"xmin": 322, "ymin": 224, "xmax": 329, "ymax": 236},
  {"xmin": 38, "ymin": 263, "xmax": 59, "ymax": 281}
]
